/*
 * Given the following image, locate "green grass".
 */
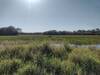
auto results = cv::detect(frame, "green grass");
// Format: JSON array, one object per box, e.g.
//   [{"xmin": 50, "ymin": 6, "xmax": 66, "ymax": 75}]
[
  {"xmin": 0, "ymin": 35, "xmax": 100, "ymax": 75},
  {"xmin": 0, "ymin": 35, "xmax": 100, "ymax": 44}
]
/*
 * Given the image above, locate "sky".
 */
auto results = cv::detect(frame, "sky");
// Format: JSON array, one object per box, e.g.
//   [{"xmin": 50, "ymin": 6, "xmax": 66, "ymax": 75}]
[{"xmin": 0, "ymin": 0, "xmax": 100, "ymax": 32}]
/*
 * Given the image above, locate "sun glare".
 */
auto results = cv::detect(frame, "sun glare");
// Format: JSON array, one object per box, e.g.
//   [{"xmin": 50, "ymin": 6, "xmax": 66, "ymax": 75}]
[
  {"xmin": 28, "ymin": 0, "xmax": 41, "ymax": 4},
  {"xmin": 19, "ymin": 0, "xmax": 43, "ymax": 9}
]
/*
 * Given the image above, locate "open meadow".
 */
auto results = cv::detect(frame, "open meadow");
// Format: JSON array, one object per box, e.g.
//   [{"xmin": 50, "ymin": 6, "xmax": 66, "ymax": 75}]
[{"xmin": 0, "ymin": 35, "xmax": 100, "ymax": 75}]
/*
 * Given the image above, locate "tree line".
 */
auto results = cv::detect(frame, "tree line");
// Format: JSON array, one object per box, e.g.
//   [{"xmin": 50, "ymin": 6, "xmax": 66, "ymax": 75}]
[
  {"xmin": 0, "ymin": 26, "xmax": 100, "ymax": 35},
  {"xmin": 43, "ymin": 28, "xmax": 100, "ymax": 35},
  {"xmin": 21, "ymin": 28, "xmax": 100, "ymax": 35}
]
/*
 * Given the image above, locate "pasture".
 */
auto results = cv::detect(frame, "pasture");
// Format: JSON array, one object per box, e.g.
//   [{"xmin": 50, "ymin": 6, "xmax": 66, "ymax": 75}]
[{"xmin": 0, "ymin": 35, "xmax": 100, "ymax": 75}]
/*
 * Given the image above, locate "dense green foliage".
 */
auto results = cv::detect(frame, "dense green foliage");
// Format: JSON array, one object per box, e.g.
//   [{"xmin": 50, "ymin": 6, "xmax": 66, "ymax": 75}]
[
  {"xmin": 0, "ymin": 35, "xmax": 100, "ymax": 75},
  {"xmin": 43, "ymin": 28, "xmax": 100, "ymax": 35},
  {"xmin": 0, "ymin": 26, "xmax": 21, "ymax": 35}
]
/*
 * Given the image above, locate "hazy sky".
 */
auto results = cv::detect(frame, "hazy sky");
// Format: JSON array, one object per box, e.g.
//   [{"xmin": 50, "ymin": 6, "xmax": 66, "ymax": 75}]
[{"xmin": 0, "ymin": 0, "xmax": 100, "ymax": 32}]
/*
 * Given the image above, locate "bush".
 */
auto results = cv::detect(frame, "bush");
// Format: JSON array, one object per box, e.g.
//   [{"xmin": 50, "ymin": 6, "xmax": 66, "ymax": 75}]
[
  {"xmin": 15, "ymin": 63, "xmax": 48, "ymax": 75},
  {"xmin": 41, "ymin": 43, "xmax": 72, "ymax": 59},
  {"xmin": 69, "ymin": 48, "xmax": 100, "ymax": 75},
  {"xmin": 61, "ymin": 60, "xmax": 77, "ymax": 75},
  {"xmin": 0, "ymin": 59, "xmax": 22, "ymax": 75},
  {"xmin": 0, "ymin": 46, "xmax": 35, "ymax": 61},
  {"xmin": 44, "ymin": 57, "xmax": 62, "ymax": 75}
]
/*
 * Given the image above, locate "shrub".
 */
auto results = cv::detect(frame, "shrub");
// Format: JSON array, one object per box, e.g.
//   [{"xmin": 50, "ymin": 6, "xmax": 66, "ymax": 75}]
[
  {"xmin": 0, "ymin": 59, "xmax": 22, "ymax": 75},
  {"xmin": 0, "ymin": 46, "xmax": 35, "ymax": 61},
  {"xmin": 69, "ymin": 48, "xmax": 100, "ymax": 75},
  {"xmin": 61, "ymin": 60, "xmax": 77, "ymax": 75},
  {"xmin": 41, "ymin": 43, "xmax": 53, "ymax": 57},
  {"xmin": 45, "ymin": 57, "xmax": 62, "ymax": 75},
  {"xmin": 15, "ymin": 63, "xmax": 48, "ymax": 75}
]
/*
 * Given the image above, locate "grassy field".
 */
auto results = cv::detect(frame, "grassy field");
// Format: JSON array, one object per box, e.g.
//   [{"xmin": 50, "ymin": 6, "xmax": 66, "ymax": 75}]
[{"xmin": 0, "ymin": 35, "xmax": 100, "ymax": 75}]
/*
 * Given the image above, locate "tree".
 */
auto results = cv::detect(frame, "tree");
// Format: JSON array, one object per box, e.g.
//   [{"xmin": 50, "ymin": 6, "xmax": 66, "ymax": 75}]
[
  {"xmin": 43, "ymin": 28, "xmax": 100, "ymax": 35},
  {"xmin": 16, "ymin": 28, "xmax": 22, "ymax": 33},
  {"xmin": 0, "ymin": 26, "xmax": 22, "ymax": 35}
]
